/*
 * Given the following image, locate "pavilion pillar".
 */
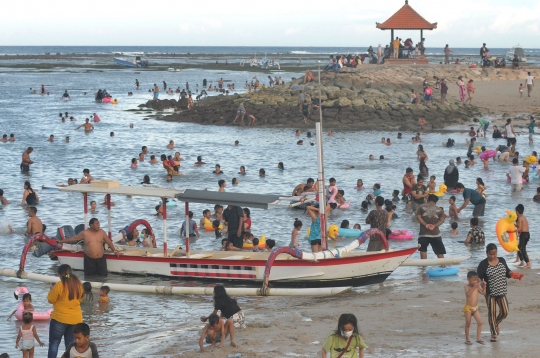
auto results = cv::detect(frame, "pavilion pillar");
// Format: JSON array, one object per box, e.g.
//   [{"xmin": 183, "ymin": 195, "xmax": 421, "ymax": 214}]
[
  {"xmin": 391, "ymin": 29, "xmax": 394, "ymax": 45},
  {"xmin": 420, "ymin": 29, "xmax": 423, "ymax": 43}
]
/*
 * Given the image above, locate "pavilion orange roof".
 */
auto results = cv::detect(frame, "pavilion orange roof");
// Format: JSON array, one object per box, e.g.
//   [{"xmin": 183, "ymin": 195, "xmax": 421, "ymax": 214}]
[{"xmin": 376, "ymin": 0, "xmax": 437, "ymax": 30}]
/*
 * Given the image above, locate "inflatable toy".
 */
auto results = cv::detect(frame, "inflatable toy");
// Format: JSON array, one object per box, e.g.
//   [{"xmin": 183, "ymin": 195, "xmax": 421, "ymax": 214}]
[
  {"xmin": 338, "ymin": 202, "xmax": 351, "ymax": 210},
  {"xmin": 166, "ymin": 199, "xmax": 177, "ymax": 207},
  {"xmin": 475, "ymin": 146, "xmax": 482, "ymax": 154},
  {"xmin": 42, "ymin": 185, "xmax": 59, "ymax": 190},
  {"xmin": 479, "ymin": 149, "xmax": 497, "ymax": 161},
  {"xmin": 388, "ymin": 230, "xmax": 413, "ymax": 240},
  {"xmin": 525, "ymin": 156, "xmax": 537, "ymax": 165},
  {"xmin": 243, "ymin": 235, "xmax": 266, "ymax": 249},
  {"xmin": 426, "ymin": 267, "xmax": 459, "ymax": 277},
  {"xmin": 327, "ymin": 225, "xmax": 362, "ymax": 240},
  {"xmin": 111, "ymin": 99, "xmax": 118, "ymax": 105},
  {"xmin": 451, "ymin": 189, "xmax": 460, "ymax": 193},
  {"xmin": 495, "ymin": 211, "xmax": 519, "ymax": 252},
  {"xmin": 433, "ymin": 184, "xmax": 447, "ymax": 197},
  {"xmin": 102, "ymin": 97, "xmax": 111, "ymax": 103},
  {"xmin": 13, "ymin": 287, "xmax": 52, "ymax": 321},
  {"xmin": 203, "ymin": 218, "xmax": 223, "ymax": 231},
  {"xmin": 533, "ymin": 171, "xmax": 539, "ymax": 180},
  {"xmin": 327, "ymin": 186, "xmax": 338, "ymax": 204},
  {"xmin": 506, "ymin": 177, "xmax": 526, "ymax": 183},
  {"xmin": 328, "ymin": 224, "xmax": 339, "ymax": 239}
]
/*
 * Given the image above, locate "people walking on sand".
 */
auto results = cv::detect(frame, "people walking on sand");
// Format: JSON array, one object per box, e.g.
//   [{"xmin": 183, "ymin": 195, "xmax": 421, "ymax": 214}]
[
  {"xmin": 463, "ymin": 271, "xmax": 485, "ymax": 345},
  {"xmin": 525, "ymin": 72, "xmax": 534, "ymax": 97},
  {"xmin": 477, "ymin": 243, "xmax": 523, "ymax": 342},
  {"xmin": 440, "ymin": 78, "xmax": 448, "ymax": 104},
  {"xmin": 457, "ymin": 77, "xmax": 466, "ymax": 102},
  {"xmin": 321, "ymin": 313, "xmax": 366, "ymax": 358},
  {"xmin": 466, "ymin": 80, "xmax": 476, "ymax": 104}
]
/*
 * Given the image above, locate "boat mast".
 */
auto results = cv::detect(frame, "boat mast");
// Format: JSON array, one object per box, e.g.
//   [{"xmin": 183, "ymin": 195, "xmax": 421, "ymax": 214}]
[
  {"xmin": 162, "ymin": 197, "xmax": 168, "ymax": 256},
  {"xmin": 316, "ymin": 65, "xmax": 328, "ymax": 250}
]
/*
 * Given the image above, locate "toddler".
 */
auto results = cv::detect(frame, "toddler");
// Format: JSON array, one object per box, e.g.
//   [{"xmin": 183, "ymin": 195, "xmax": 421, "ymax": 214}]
[
  {"xmin": 519, "ymin": 83, "xmax": 524, "ymax": 98},
  {"xmin": 8, "ymin": 293, "xmax": 34, "ymax": 320},
  {"xmin": 427, "ymin": 175, "xmax": 436, "ymax": 193},
  {"xmin": 464, "ymin": 271, "xmax": 485, "ymax": 345},
  {"xmin": 391, "ymin": 190, "xmax": 400, "ymax": 202},
  {"xmin": 448, "ymin": 196, "xmax": 459, "ymax": 220},
  {"xmin": 15, "ymin": 312, "xmax": 44, "ymax": 357},
  {"xmin": 82, "ymin": 282, "xmax": 93, "ymax": 303},
  {"xmin": 220, "ymin": 238, "xmax": 228, "ymax": 251},
  {"xmin": 450, "ymin": 222, "xmax": 459, "ymax": 235},
  {"xmin": 251, "ymin": 238, "xmax": 260, "ymax": 252},
  {"xmin": 98, "ymin": 286, "xmax": 110, "ymax": 303},
  {"xmin": 199, "ymin": 313, "xmax": 237, "ymax": 352},
  {"xmin": 213, "ymin": 220, "xmax": 222, "ymax": 239}
]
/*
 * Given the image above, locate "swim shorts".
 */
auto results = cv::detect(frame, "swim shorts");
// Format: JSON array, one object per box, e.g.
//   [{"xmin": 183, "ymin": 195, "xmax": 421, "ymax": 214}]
[
  {"xmin": 231, "ymin": 311, "xmax": 246, "ymax": 328},
  {"xmin": 84, "ymin": 254, "xmax": 108, "ymax": 276},
  {"xmin": 418, "ymin": 236, "xmax": 446, "ymax": 255},
  {"xmin": 463, "ymin": 304, "xmax": 478, "ymax": 314},
  {"xmin": 310, "ymin": 239, "xmax": 322, "ymax": 246},
  {"xmin": 20, "ymin": 163, "xmax": 30, "ymax": 172},
  {"xmin": 507, "ymin": 138, "xmax": 516, "ymax": 146}
]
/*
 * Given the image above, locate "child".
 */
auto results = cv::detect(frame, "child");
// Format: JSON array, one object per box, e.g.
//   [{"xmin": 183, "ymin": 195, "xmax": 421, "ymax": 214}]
[
  {"xmin": 251, "ymin": 238, "xmax": 260, "ymax": 252},
  {"xmin": 322, "ymin": 313, "xmax": 366, "ymax": 358},
  {"xmin": 366, "ymin": 184, "xmax": 382, "ymax": 202},
  {"xmin": 451, "ymin": 222, "xmax": 459, "ymax": 235},
  {"xmin": 180, "ymin": 211, "xmax": 200, "ymax": 238},
  {"xmin": 8, "ymin": 293, "xmax": 34, "ymax": 320},
  {"xmin": 213, "ymin": 220, "xmax": 222, "ymax": 239},
  {"xmin": 98, "ymin": 286, "xmax": 110, "ymax": 303},
  {"xmin": 141, "ymin": 228, "xmax": 152, "ymax": 247},
  {"xmin": 353, "ymin": 223, "xmax": 361, "ymax": 230},
  {"xmin": 290, "ymin": 218, "xmax": 302, "ymax": 248},
  {"xmin": 392, "ymin": 190, "xmax": 400, "ymax": 203},
  {"xmin": 82, "ymin": 282, "xmax": 93, "ymax": 303},
  {"xmin": 226, "ymin": 242, "xmax": 241, "ymax": 252},
  {"xmin": 427, "ymin": 175, "xmax": 436, "ymax": 193},
  {"xmin": 464, "ymin": 218, "xmax": 485, "ymax": 246},
  {"xmin": 360, "ymin": 201, "xmax": 369, "ymax": 212},
  {"xmin": 355, "ymin": 179, "xmax": 364, "ymax": 191},
  {"xmin": 89, "ymin": 201, "xmax": 97, "ymax": 212},
  {"xmin": 242, "ymin": 232, "xmax": 253, "ymax": 245},
  {"xmin": 464, "ymin": 271, "xmax": 485, "ymax": 345},
  {"xmin": 448, "ymin": 196, "xmax": 460, "ymax": 220},
  {"xmin": 476, "ymin": 178, "xmax": 487, "ymax": 198},
  {"xmin": 515, "ymin": 204, "xmax": 531, "ymax": 268},
  {"xmin": 265, "ymin": 239, "xmax": 276, "ymax": 251},
  {"xmin": 61, "ymin": 323, "xmax": 99, "ymax": 358},
  {"xmin": 199, "ymin": 313, "xmax": 237, "ymax": 352},
  {"xmin": 464, "ymin": 160, "xmax": 471, "ymax": 168},
  {"xmin": 201, "ymin": 285, "xmax": 245, "ymax": 329},
  {"xmin": 533, "ymin": 187, "xmax": 540, "ymax": 202},
  {"xmin": 15, "ymin": 312, "xmax": 44, "ymax": 357},
  {"xmin": 519, "ymin": 83, "xmax": 524, "ymax": 98},
  {"xmin": 220, "ymin": 238, "xmax": 228, "ymax": 251},
  {"xmin": 467, "ymin": 155, "xmax": 477, "ymax": 165},
  {"xmin": 340, "ymin": 220, "xmax": 350, "ymax": 229}
]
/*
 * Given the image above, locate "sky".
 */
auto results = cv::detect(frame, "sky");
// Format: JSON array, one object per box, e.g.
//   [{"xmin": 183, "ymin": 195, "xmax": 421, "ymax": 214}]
[{"xmin": 1, "ymin": 0, "xmax": 539, "ymax": 47}]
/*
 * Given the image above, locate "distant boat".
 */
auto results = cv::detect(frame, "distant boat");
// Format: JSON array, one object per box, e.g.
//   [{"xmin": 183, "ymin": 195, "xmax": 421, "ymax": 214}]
[
  {"xmin": 113, "ymin": 56, "xmax": 148, "ymax": 68},
  {"xmin": 506, "ymin": 44, "xmax": 527, "ymax": 63}
]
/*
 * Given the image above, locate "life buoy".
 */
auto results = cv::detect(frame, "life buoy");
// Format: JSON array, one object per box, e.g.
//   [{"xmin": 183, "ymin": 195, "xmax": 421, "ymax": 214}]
[
  {"xmin": 495, "ymin": 211, "xmax": 519, "ymax": 252},
  {"xmin": 242, "ymin": 235, "xmax": 266, "ymax": 249},
  {"xmin": 479, "ymin": 149, "xmax": 497, "ymax": 160},
  {"xmin": 203, "ymin": 218, "xmax": 222, "ymax": 231},
  {"xmin": 388, "ymin": 230, "xmax": 413, "ymax": 240},
  {"xmin": 506, "ymin": 177, "xmax": 526, "ymax": 183},
  {"xmin": 524, "ymin": 156, "xmax": 537, "ymax": 164}
]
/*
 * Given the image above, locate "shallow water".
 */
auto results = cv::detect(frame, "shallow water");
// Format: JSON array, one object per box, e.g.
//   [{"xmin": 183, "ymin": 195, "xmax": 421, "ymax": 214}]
[{"xmin": 0, "ymin": 67, "xmax": 538, "ymax": 356}]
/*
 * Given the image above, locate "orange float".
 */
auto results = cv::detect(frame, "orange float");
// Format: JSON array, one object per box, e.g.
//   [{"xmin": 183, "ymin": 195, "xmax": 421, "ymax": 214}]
[{"xmin": 495, "ymin": 211, "xmax": 519, "ymax": 252}]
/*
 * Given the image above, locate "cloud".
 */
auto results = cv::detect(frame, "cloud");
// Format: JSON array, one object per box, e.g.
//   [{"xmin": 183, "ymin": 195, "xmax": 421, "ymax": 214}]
[{"xmin": 284, "ymin": 28, "xmax": 300, "ymax": 36}]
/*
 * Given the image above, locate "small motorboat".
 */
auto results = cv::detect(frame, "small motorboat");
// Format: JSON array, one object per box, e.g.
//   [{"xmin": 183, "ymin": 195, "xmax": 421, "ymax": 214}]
[{"xmin": 506, "ymin": 44, "xmax": 527, "ymax": 62}]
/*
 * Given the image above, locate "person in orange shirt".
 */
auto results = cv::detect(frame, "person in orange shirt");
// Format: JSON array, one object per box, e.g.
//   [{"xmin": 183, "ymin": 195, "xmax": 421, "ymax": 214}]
[{"xmin": 393, "ymin": 37, "xmax": 400, "ymax": 59}]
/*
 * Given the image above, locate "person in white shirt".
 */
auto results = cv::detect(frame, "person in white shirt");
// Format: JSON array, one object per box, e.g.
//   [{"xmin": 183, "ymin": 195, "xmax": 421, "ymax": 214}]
[
  {"xmin": 525, "ymin": 72, "xmax": 534, "ymax": 97},
  {"xmin": 506, "ymin": 158, "xmax": 525, "ymax": 192}
]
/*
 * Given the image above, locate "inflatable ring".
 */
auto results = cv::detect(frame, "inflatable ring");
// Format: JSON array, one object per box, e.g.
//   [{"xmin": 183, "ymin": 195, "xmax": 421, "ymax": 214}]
[
  {"xmin": 506, "ymin": 177, "xmax": 526, "ymax": 183},
  {"xmin": 166, "ymin": 199, "xmax": 177, "ymax": 207},
  {"xmin": 111, "ymin": 99, "xmax": 118, "ymax": 105},
  {"xmin": 433, "ymin": 184, "xmax": 447, "ymax": 197},
  {"xmin": 525, "ymin": 155, "xmax": 538, "ymax": 165},
  {"xmin": 338, "ymin": 202, "xmax": 351, "ymax": 210},
  {"xmin": 13, "ymin": 287, "xmax": 52, "ymax": 321},
  {"xmin": 328, "ymin": 224, "xmax": 339, "ymax": 239},
  {"xmin": 243, "ymin": 235, "xmax": 266, "ymax": 249},
  {"xmin": 475, "ymin": 146, "xmax": 482, "ymax": 154},
  {"xmin": 479, "ymin": 149, "xmax": 497, "ymax": 161},
  {"xmin": 203, "ymin": 218, "xmax": 223, "ymax": 231},
  {"xmin": 495, "ymin": 211, "xmax": 519, "ymax": 252},
  {"xmin": 102, "ymin": 97, "xmax": 111, "ymax": 103},
  {"xmin": 388, "ymin": 230, "xmax": 413, "ymax": 240}
]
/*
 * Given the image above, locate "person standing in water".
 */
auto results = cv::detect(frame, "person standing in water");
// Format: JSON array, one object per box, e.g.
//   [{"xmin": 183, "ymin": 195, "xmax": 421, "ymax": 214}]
[
  {"xmin": 135, "ymin": 79, "xmax": 140, "ymax": 90},
  {"xmin": 75, "ymin": 118, "xmax": 94, "ymax": 132},
  {"xmin": 21, "ymin": 147, "xmax": 34, "ymax": 172}
]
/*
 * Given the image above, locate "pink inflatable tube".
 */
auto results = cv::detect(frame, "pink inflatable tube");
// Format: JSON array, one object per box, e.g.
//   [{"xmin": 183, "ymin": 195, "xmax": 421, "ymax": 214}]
[
  {"xmin": 479, "ymin": 149, "xmax": 497, "ymax": 160},
  {"xmin": 338, "ymin": 202, "xmax": 350, "ymax": 210},
  {"xmin": 388, "ymin": 230, "xmax": 414, "ymax": 240},
  {"xmin": 102, "ymin": 97, "xmax": 111, "ymax": 103},
  {"xmin": 506, "ymin": 177, "xmax": 526, "ymax": 183},
  {"xmin": 13, "ymin": 287, "xmax": 52, "ymax": 321}
]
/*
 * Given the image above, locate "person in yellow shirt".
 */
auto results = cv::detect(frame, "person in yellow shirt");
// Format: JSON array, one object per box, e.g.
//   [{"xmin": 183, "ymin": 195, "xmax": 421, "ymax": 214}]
[
  {"xmin": 393, "ymin": 37, "xmax": 400, "ymax": 59},
  {"xmin": 47, "ymin": 264, "xmax": 83, "ymax": 358}
]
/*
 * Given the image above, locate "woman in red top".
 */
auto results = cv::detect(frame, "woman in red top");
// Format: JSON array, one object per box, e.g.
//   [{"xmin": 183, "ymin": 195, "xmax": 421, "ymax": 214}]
[{"xmin": 243, "ymin": 208, "xmax": 251, "ymax": 232}]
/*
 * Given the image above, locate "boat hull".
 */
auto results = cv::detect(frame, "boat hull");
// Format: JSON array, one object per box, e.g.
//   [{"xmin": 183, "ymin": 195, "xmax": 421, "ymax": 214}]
[
  {"xmin": 54, "ymin": 247, "xmax": 417, "ymax": 288},
  {"xmin": 113, "ymin": 58, "xmax": 137, "ymax": 67}
]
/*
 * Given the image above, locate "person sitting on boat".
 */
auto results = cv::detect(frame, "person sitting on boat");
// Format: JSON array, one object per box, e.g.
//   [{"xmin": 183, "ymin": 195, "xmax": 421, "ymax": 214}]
[{"xmin": 57, "ymin": 218, "xmax": 121, "ymax": 276}]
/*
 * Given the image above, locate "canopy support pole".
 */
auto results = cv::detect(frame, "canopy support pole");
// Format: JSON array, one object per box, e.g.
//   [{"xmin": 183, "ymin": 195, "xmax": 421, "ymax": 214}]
[
  {"xmin": 316, "ymin": 121, "xmax": 327, "ymax": 250},
  {"xmin": 162, "ymin": 198, "xmax": 167, "ymax": 257},
  {"xmin": 391, "ymin": 29, "xmax": 394, "ymax": 46},
  {"xmin": 106, "ymin": 194, "xmax": 112, "ymax": 239},
  {"xmin": 185, "ymin": 202, "xmax": 190, "ymax": 255},
  {"xmin": 420, "ymin": 29, "xmax": 423, "ymax": 43},
  {"xmin": 83, "ymin": 193, "xmax": 88, "ymax": 229}
]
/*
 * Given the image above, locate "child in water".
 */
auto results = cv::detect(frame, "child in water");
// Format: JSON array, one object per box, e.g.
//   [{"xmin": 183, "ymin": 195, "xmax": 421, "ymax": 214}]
[
  {"xmin": 290, "ymin": 218, "xmax": 302, "ymax": 248},
  {"xmin": 463, "ymin": 271, "xmax": 485, "ymax": 345},
  {"xmin": 213, "ymin": 220, "xmax": 222, "ymax": 239},
  {"xmin": 427, "ymin": 175, "xmax": 436, "ymax": 193},
  {"xmin": 360, "ymin": 201, "xmax": 369, "ymax": 213},
  {"xmin": 8, "ymin": 293, "xmax": 34, "ymax": 320},
  {"xmin": 322, "ymin": 313, "xmax": 366, "ymax": 358},
  {"xmin": 355, "ymin": 179, "xmax": 364, "ymax": 191},
  {"xmin": 476, "ymin": 178, "xmax": 487, "ymax": 198},
  {"xmin": 15, "ymin": 312, "xmax": 45, "ymax": 355},
  {"xmin": 448, "ymin": 196, "xmax": 460, "ymax": 220},
  {"xmin": 353, "ymin": 223, "xmax": 361, "ymax": 230},
  {"xmin": 251, "ymin": 238, "xmax": 260, "ymax": 252},
  {"xmin": 534, "ymin": 187, "xmax": 540, "ymax": 202},
  {"xmin": 392, "ymin": 190, "xmax": 400, "ymax": 203},
  {"xmin": 98, "ymin": 286, "xmax": 110, "ymax": 303},
  {"xmin": 451, "ymin": 222, "xmax": 459, "ymax": 235},
  {"xmin": 82, "ymin": 282, "xmax": 93, "ymax": 303}
]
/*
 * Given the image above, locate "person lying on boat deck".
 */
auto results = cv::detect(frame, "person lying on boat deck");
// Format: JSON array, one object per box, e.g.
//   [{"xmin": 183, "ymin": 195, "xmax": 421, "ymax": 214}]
[
  {"xmin": 75, "ymin": 118, "xmax": 94, "ymax": 132},
  {"xmin": 292, "ymin": 178, "xmax": 315, "ymax": 196},
  {"xmin": 180, "ymin": 211, "xmax": 200, "ymax": 238},
  {"xmin": 100, "ymin": 195, "xmax": 115, "ymax": 206},
  {"xmin": 57, "ymin": 218, "xmax": 121, "ymax": 276},
  {"xmin": 25, "ymin": 206, "xmax": 43, "ymax": 238},
  {"xmin": 223, "ymin": 205, "xmax": 244, "ymax": 248}
]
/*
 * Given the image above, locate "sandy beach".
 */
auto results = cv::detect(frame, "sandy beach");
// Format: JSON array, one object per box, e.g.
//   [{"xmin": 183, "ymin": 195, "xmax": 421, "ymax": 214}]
[{"xmin": 156, "ymin": 265, "xmax": 540, "ymax": 357}]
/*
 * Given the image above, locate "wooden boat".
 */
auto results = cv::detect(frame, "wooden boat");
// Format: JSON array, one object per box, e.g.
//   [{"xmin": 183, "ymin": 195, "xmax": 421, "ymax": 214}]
[{"xmin": 113, "ymin": 56, "xmax": 148, "ymax": 68}]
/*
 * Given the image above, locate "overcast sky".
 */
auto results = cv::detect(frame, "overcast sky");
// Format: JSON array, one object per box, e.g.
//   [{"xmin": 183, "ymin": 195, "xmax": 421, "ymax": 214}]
[{"xmin": 1, "ymin": 0, "xmax": 539, "ymax": 48}]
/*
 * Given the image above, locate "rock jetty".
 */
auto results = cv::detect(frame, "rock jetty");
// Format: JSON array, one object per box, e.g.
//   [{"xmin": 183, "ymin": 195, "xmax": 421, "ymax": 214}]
[{"xmin": 140, "ymin": 66, "xmax": 538, "ymax": 130}]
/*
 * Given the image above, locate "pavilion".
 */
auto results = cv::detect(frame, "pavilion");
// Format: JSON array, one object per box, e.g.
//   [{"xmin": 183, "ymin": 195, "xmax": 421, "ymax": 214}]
[{"xmin": 376, "ymin": 0, "xmax": 437, "ymax": 62}]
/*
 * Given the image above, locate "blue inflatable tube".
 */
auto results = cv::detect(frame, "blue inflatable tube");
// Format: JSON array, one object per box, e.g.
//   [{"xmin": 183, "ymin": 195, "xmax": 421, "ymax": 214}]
[
  {"xmin": 426, "ymin": 267, "xmax": 459, "ymax": 277},
  {"xmin": 166, "ymin": 199, "xmax": 177, "ymax": 207},
  {"xmin": 338, "ymin": 228, "xmax": 361, "ymax": 238}
]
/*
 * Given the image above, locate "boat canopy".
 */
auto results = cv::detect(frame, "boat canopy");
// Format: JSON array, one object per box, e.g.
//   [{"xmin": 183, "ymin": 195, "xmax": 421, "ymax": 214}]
[
  {"xmin": 58, "ymin": 184, "xmax": 282, "ymax": 209},
  {"xmin": 176, "ymin": 189, "xmax": 281, "ymax": 209}
]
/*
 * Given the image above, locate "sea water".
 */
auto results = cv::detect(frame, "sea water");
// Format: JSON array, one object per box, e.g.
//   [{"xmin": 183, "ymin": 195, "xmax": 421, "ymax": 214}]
[{"xmin": 0, "ymin": 62, "xmax": 538, "ymax": 356}]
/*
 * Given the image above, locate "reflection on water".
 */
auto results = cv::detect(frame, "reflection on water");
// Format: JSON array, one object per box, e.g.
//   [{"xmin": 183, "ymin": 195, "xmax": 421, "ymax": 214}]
[{"xmin": 0, "ymin": 68, "xmax": 538, "ymax": 355}]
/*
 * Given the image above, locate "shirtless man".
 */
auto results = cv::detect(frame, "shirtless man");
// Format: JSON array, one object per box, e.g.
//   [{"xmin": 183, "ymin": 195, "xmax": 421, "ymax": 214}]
[
  {"xmin": 75, "ymin": 118, "xmax": 94, "ymax": 132},
  {"xmin": 1, "ymin": 134, "xmax": 7, "ymax": 142},
  {"xmin": 248, "ymin": 114, "xmax": 258, "ymax": 126},
  {"xmin": 292, "ymin": 178, "xmax": 316, "ymax": 196},
  {"xmin": 80, "ymin": 169, "xmax": 94, "ymax": 184},
  {"xmin": 0, "ymin": 189, "xmax": 8, "ymax": 205},
  {"xmin": 167, "ymin": 140, "xmax": 175, "ymax": 149},
  {"xmin": 57, "ymin": 218, "xmax": 120, "ymax": 276},
  {"xmin": 24, "ymin": 207, "xmax": 43, "ymax": 238},
  {"xmin": 47, "ymin": 134, "xmax": 54, "ymax": 142},
  {"xmin": 21, "ymin": 147, "xmax": 34, "ymax": 172}
]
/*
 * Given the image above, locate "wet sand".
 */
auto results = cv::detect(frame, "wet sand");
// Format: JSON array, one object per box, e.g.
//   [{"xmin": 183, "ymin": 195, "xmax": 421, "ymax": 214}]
[{"xmin": 156, "ymin": 266, "xmax": 540, "ymax": 357}]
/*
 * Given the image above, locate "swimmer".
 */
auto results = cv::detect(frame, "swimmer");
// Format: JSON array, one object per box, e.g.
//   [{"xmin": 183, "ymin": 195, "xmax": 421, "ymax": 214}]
[
  {"xmin": 218, "ymin": 179, "xmax": 226, "ymax": 192},
  {"xmin": 385, "ymin": 138, "xmax": 392, "ymax": 146},
  {"xmin": 69, "ymin": 116, "xmax": 76, "ymax": 121},
  {"xmin": 443, "ymin": 138, "xmax": 455, "ymax": 147},
  {"xmin": 415, "ymin": 132, "xmax": 422, "ymax": 142},
  {"xmin": 75, "ymin": 118, "xmax": 94, "ymax": 132},
  {"xmin": 328, "ymin": 130, "xmax": 333, "ymax": 136},
  {"xmin": 141, "ymin": 175, "xmax": 151, "ymax": 184},
  {"xmin": 448, "ymin": 196, "xmax": 459, "ymax": 220},
  {"xmin": 80, "ymin": 169, "xmax": 94, "ymax": 184},
  {"xmin": 213, "ymin": 164, "xmax": 223, "ymax": 175},
  {"xmin": 0, "ymin": 189, "xmax": 9, "ymax": 205},
  {"xmin": 353, "ymin": 223, "xmax": 361, "ymax": 230},
  {"xmin": 232, "ymin": 178, "xmax": 239, "ymax": 185},
  {"xmin": 238, "ymin": 166, "xmax": 246, "ymax": 175},
  {"xmin": 297, "ymin": 140, "xmax": 304, "ymax": 145},
  {"xmin": 456, "ymin": 157, "xmax": 462, "ymax": 165},
  {"xmin": 278, "ymin": 162, "xmax": 284, "ymax": 170},
  {"xmin": 90, "ymin": 201, "xmax": 97, "ymax": 212},
  {"xmin": 468, "ymin": 155, "xmax": 477, "ymax": 165},
  {"xmin": 167, "ymin": 140, "xmax": 175, "ymax": 149},
  {"xmin": 92, "ymin": 113, "xmax": 101, "ymax": 123},
  {"xmin": 468, "ymin": 126, "xmax": 476, "ymax": 137},
  {"xmin": 259, "ymin": 168, "xmax": 266, "ymax": 177},
  {"xmin": 427, "ymin": 175, "xmax": 436, "ymax": 193},
  {"xmin": 450, "ymin": 222, "xmax": 459, "ymax": 235},
  {"xmin": 47, "ymin": 134, "xmax": 54, "ymax": 142},
  {"xmin": 130, "ymin": 123, "xmax": 134, "ymax": 128},
  {"xmin": 173, "ymin": 152, "xmax": 184, "ymax": 163},
  {"xmin": 379, "ymin": 155, "xmax": 385, "ymax": 160},
  {"xmin": 397, "ymin": 132, "xmax": 402, "ymax": 139},
  {"xmin": 476, "ymin": 178, "xmax": 487, "ymax": 198},
  {"xmin": 131, "ymin": 158, "xmax": 138, "ymax": 169},
  {"xmin": 295, "ymin": 130, "xmax": 300, "ymax": 136},
  {"xmin": 149, "ymin": 155, "xmax": 158, "ymax": 164},
  {"xmin": 369, "ymin": 154, "xmax": 374, "ymax": 160},
  {"xmin": 166, "ymin": 174, "xmax": 173, "ymax": 182},
  {"xmin": 100, "ymin": 195, "xmax": 115, "ymax": 206},
  {"xmin": 110, "ymin": 132, "xmax": 114, "ymax": 137},
  {"xmin": 234, "ymin": 140, "xmax": 239, "ymax": 146},
  {"xmin": 381, "ymin": 137, "xmax": 386, "ymax": 143},
  {"xmin": 9, "ymin": 133, "xmax": 15, "ymax": 142},
  {"xmin": 464, "ymin": 160, "xmax": 471, "ymax": 168},
  {"xmin": 194, "ymin": 156, "xmax": 206, "ymax": 166},
  {"xmin": 139, "ymin": 153, "xmax": 145, "ymax": 162}
]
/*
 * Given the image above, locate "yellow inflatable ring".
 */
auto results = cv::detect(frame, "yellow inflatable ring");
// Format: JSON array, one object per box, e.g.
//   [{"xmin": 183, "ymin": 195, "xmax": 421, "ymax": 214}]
[
  {"xmin": 203, "ymin": 218, "xmax": 222, "ymax": 231},
  {"xmin": 243, "ymin": 235, "xmax": 266, "ymax": 249},
  {"xmin": 475, "ymin": 146, "xmax": 482, "ymax": 154},
  {"xmin": 433, "ymin": 184, "xmax": 447, "ymax": 197},
  {"xmin": 525, "ymin": 156, "xmax": 537, "ymax": 164},
  {"xmin": 495, "ymin": 210, "xmax": 519, "ymax": 252},
  {"xmin": 111, "ymin": 99, "xmax": 118, "ymax": 105}
]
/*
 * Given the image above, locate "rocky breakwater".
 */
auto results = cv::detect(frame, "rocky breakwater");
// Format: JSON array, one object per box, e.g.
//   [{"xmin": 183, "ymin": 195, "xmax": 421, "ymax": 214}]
[{"xmin": 141, "ymin": 66, "xmax": 537, "ymax": 130}]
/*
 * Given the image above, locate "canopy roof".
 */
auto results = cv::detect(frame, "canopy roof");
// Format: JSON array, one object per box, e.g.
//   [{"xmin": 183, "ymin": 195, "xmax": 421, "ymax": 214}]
[
  {"xmin": 376, "ymin": 0, "xmax": 437, "ymax": 30},
  {"xmin": 58, "ymin": 184, "xmax": 282, "ymax": 209}
]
